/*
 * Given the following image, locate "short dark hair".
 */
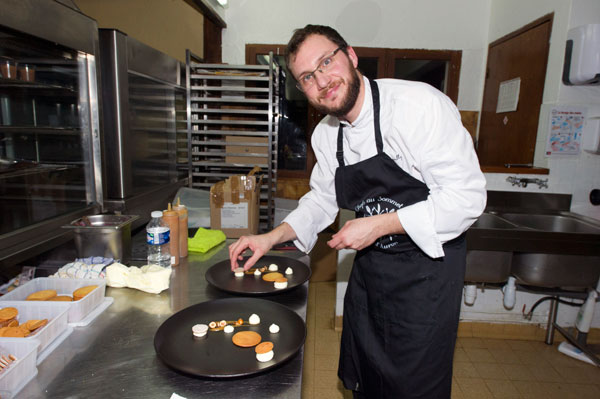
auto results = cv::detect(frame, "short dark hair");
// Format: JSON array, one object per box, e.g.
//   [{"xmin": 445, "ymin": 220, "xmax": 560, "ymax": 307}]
[{"xmin": 285, "ymin": 25, "xmax": 348, "ymax": 79}]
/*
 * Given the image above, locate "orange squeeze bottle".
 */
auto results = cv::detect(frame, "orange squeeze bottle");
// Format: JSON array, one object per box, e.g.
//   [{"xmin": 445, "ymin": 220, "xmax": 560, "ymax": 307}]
[
  {"xmin": 163, "ymin": 203, "xmax": 180, "ymax": 266},
  {"xmin": 174, "ymin": 197, "xmax": 188, "ymax": 258}
]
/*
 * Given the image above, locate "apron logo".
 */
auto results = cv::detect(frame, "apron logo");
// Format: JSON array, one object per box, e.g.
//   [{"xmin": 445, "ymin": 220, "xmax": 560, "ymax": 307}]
[{"xmin": 355, "ymin": 196, "xmax": 404, "ymax": 249}]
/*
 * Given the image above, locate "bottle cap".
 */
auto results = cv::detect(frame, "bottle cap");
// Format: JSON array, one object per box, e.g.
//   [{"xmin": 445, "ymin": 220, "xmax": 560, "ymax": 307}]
[{"xmin": 151, "ymin": 211, "xmax": 163, "ymax": 218}]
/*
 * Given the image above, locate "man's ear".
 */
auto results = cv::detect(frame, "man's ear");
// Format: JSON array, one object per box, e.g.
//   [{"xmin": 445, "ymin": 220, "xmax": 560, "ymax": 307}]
[{"xmin": 346, "ymin": 46, "xmax": 359, "ymax": 69}]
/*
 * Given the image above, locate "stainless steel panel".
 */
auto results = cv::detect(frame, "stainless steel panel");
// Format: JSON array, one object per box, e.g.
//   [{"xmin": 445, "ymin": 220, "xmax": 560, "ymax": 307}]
[
  {"xmin": 0, "ymin": 0, "xmax": 97, "ymax": 54},
  {"xmin": 99, "ymin": 29, "xmax": 186, "ymax": 202}
]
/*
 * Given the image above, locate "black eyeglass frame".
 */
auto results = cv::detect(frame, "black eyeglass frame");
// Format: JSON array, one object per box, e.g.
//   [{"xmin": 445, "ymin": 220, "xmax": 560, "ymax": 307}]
[{"xmin": 294, "ymin": 46, "xmax": 346, "ymax": 91}]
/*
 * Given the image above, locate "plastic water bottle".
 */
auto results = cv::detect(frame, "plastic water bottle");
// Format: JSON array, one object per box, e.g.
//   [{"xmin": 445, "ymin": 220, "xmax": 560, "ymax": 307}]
[{"xmin": 147, "ymin": 211, "xmax": 171, "ymax": 267}]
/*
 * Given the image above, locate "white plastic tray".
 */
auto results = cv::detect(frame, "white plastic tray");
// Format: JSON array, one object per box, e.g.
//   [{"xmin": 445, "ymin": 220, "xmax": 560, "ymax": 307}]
[
  {"xmin": 0, "ymin": 278, "xmax": 106, "ymax": 324},
  {"xmin": 0, "ymin": 340, "xmax": 39, "ymax": 398},
  {"xmin": 0, "ymin": 301, "xmax": 69, "ymax": 356}
]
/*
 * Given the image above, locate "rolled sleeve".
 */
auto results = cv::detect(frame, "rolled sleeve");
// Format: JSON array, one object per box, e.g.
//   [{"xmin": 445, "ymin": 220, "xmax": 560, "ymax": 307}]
[
  {"xmin": 396, "ymin": 200, "xmax": 444, "ymax": 258},
  {"xmin": 281, "ymin": 122, "xmax": 340, "ymax": 253}
]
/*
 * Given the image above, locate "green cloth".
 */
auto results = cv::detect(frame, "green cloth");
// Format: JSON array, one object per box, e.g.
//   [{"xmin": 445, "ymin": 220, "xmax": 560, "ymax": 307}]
[{"xmin": 188, "ymin": 228, "xmax": 226, "ymax": 253}]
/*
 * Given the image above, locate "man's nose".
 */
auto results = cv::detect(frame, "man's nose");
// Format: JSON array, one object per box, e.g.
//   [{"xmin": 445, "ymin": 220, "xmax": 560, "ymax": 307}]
[{"xmin": 314, "ymin": 70, "xmax": 331, "ymax": 89}]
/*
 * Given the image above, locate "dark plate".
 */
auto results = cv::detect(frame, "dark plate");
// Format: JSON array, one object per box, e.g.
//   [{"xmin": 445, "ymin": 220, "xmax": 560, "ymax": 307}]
[
  {"xmin": 154, "ymin": 297, "xmax": 306, "ymax": 378},
  {"xmin": 205, "ymin": 255, "xmax": 311, "ymax": 295}
]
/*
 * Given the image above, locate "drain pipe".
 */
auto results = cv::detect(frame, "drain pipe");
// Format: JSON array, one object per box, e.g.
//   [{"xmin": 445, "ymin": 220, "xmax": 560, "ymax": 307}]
[
  {"xmin": 502, "ymin": 276, "xmax": 517, "ymax": 309},
  {"xmin": 464, "ymin": 284, "xmax": 477, "ymax": 305}
]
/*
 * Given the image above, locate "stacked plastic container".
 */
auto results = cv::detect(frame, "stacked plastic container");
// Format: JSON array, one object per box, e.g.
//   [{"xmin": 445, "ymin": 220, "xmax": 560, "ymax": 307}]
[{"xmin": 0, "ymin": 278, "xmax": 110, "ymax": 397}]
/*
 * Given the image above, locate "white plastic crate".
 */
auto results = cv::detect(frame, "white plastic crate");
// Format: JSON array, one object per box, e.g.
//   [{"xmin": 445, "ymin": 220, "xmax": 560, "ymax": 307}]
[
  {"xmin": 0, "ymin": 278, "xmax": 106, "ymax": 325},
  {"xmin": 0, "ymin": 301, "xmax": 69, "ymax": 357},
  {"xmin": 0, "ymin": 340, "xmax": 39, "ymax": 397}
]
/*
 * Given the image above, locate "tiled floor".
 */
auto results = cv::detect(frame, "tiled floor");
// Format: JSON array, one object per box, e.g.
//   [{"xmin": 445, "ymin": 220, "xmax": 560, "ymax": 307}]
[{"xmin": 301, "ymin": 281, "xmax": 600, "ymax": 399}]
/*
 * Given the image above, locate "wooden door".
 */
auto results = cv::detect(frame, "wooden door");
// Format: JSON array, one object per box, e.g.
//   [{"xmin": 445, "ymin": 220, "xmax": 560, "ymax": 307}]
[{"xmin": 478, "ymin": 15, "xmax": 552, "ymax": 167}]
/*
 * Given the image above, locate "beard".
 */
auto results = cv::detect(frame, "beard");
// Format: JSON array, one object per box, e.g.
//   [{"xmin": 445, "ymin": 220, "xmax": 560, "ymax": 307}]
[{"xmin": 311, "ymin": 67, "xmax": 361, "ymax": 119}]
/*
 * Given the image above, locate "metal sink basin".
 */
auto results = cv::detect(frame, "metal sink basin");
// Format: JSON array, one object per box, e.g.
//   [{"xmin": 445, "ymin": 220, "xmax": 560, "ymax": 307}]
[
  {"xmin": 486, "ymin": 211, "xmax": 600, "ymax": 289},
  {"xmin": 471, "ymin": 213, "xmax": 519, "ymax": 229},
  {"xmin": 465, "ymin": 213, "xmax": 516, "ymax": 283},
  {"xmin": 494, "ymin": 212, "xmax": 600, "ymax": 234},
  {"xmin": 466, "ymin": 209, "xmax": 600, "ymax": 287}
]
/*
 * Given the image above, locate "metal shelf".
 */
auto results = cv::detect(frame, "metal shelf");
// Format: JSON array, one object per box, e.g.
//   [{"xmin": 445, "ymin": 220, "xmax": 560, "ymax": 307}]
[{"xmin": 186, "ymin": 50, "xmax": 280, "ymax": 231}]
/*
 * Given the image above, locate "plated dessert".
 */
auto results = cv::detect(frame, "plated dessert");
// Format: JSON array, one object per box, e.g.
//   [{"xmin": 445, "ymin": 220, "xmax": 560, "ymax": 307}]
[{"xmin": 190, "ymin": 312, "xmax": 282, "ymax": 363}]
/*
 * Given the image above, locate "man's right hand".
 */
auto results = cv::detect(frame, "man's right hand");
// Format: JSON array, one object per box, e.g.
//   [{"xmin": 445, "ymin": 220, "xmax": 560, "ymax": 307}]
[
  {"xmin": 229, "ymin": 234, "xmax": 274, "ymax": 271},
  {"xmin": 228, "ymin": 222, "xmax": 297, "ymax": 271}
]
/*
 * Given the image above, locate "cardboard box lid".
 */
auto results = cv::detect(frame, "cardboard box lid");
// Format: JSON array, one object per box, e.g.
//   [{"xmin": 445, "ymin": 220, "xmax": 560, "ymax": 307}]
[{"xmin": 210, "ymin": 166, "xmax": 262, "ymax": 208}]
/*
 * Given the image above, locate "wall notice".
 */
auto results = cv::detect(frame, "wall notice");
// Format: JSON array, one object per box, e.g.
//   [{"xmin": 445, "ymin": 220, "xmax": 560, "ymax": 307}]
[{"xmin": 545, "ymin": 107, "xmax": 586, "ymax": 156}]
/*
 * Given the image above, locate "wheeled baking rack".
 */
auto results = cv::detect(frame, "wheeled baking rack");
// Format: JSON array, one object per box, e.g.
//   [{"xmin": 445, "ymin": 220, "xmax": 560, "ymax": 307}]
[{"xmin": 185, "ymin": 50, "xmax": 280, "ymax": 231}]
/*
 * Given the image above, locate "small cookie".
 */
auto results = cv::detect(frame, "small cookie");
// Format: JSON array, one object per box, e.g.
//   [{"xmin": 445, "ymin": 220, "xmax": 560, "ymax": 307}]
[
  {"xmin": 0, "ymin": 317, "xmax": 16, "ymax": 328},
  {"xmin": 274, "ymin": 277, "xmax": 288, "ymax": 289},
  {"xmin": 255, "ymin": 341, "xmax": 274, "ymax": 354},
  {"xmin": 262, "ymin": 272, "xmax": 283, "ymax": 282},
  {"xmin": 255, "ymin": 341, "xmax": 274, "ymax": 362},
  {"xmin": 233, "ymin": 267, "xmax": 244, "ymax": 277},
  {"xmin": 73, "ymin": 285, "xmax": 97, "ymax": 300},
  {"xmin": 26, "ymin": 289, "xmax": 57, "ymax": 301},
  {"xmin": 0, "ymin": 307, "xmax": 18, "ymax": 321},
  {"xmin": 268, "ymin": 264, "xmax": 278, "ymax": 271},
  {"xmin": 48, "ymin": 295, "xmax": 73, "ymax": 302},
  {"xmin": 1, "ymin": 327, "xmax": 26, "ymax": 338},
  {"xmin": 269, "ymin": 323, "xmax": 280, "ymax": 333},
  {"xmin": 232, "ymin": 331, "xmax": 262, "ymax": 348},
  {"xmin": 192, "ymin": 324, "xmax": 208, "ymax": 338},
  {"xmin": 25, "ymin": 319, "xmax": 48, "ymax": 332}
]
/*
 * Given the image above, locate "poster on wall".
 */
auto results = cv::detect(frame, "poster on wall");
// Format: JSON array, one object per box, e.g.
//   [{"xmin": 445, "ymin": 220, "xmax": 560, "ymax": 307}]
[{"xmin": 545, "ymin": 107, "xmax": 586, "ymax": 156}]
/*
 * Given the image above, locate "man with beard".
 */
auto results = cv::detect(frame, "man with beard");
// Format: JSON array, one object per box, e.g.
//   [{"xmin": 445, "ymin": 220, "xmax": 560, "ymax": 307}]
[{"xmin": 229, "ymin": 25, "xmax": 486, "ymax": 398}]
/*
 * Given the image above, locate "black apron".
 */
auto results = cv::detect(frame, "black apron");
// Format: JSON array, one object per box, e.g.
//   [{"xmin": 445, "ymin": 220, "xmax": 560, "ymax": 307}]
[{"xmin": 336, "ymin": 80, "xmax": 466, "ymax": 398}]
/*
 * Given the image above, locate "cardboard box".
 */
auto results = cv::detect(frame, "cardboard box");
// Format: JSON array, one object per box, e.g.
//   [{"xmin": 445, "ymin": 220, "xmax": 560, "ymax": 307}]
[
  {"xmin": 210, "ymin": 168, "xmax": 262, "ymax": 238},
  {"xmin": 309, "ymin": 229, "xmax": 337, "ymax": 282},
  {"xmin": 225, "ymin": 135, "xmax": 269, "ymax": 165}
]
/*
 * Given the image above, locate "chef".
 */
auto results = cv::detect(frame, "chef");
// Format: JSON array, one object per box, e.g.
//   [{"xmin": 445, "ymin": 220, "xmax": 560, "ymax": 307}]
[{"xmin": 229, "ymin": 24, "xmax": 486, "ymax": 398}]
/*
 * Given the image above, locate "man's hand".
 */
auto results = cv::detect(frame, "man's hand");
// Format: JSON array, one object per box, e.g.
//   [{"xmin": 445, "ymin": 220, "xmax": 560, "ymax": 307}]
[
  {"xmin": 229, "ymin": 222, "xmax": 297, "ymax": 271},
  {"xmin": 327, "ymin": 213, "xmax": 405, "ymax": 251}
]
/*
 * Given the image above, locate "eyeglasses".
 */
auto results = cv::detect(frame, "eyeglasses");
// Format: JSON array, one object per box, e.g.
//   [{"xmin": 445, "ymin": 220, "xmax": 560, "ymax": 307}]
[{"xmin": 296, "ymin": 46, "xmax": 345, "ymax": 91}]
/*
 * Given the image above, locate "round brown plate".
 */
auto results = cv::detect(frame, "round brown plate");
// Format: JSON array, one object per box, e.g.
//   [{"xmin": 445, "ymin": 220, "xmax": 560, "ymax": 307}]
[
  {"xmin": 205, "ymin": 256, "xmax": 310, "ymax": 296},
  {"xmin": 154, "ymin": 298, "xmax": 306, "ymax": 378}
]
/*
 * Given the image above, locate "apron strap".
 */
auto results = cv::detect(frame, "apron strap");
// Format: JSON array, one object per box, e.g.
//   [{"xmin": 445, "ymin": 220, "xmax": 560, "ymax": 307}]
[
  {"xmin": 336, "ymin": 124, "xmax": 345, "ymax": 167},
  {"xmin": 368, "ymin": 79, "xmax": 384, "ymax": 155},
  {"xmin": 336, "ymin": 79, "xmax": 383, "ymax": 167}
]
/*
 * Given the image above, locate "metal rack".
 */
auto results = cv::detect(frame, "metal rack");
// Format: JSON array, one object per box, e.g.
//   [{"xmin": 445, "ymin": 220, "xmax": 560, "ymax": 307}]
[{"xmin": 185, "ymin": 50, "xmax": 280, "ymax": 231}]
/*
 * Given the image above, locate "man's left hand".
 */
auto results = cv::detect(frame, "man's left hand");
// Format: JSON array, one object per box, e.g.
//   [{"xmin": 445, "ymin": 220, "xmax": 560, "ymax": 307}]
[{"xmin": 327, "ymin": 213, "xmax": 405, "ymax": 251}]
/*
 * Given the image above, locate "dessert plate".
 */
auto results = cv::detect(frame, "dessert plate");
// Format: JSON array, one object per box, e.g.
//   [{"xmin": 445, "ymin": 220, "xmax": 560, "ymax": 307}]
[
  {"xmin": 154, "ymin": 297, "xmax": 306, "ymax": 378},
  {"xmin": 205, "ymin": 255, "xmax": 311, "ymax": 295}
]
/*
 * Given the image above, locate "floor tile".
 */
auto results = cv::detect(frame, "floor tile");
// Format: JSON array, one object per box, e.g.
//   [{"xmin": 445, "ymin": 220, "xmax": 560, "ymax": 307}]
[
  {"xmin": 473, "ymin": 362, "xmax": 508, "ymax": 380},
  {"xmin": 464, "ymin": 347, "xmax": 496, "ymax": 363},
  {"xmin": 300, "ymin": 281, "xmax": 600, "ymax": 398},
  {"xmin": 484, "ymin": 379, "xmax": 520, "ymax": 398}
]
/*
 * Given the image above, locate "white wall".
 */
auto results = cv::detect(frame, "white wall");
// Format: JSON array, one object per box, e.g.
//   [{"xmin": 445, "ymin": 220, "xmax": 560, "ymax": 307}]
[
  {"xmin": 484, "ymin": 0, "xmax": 600, "ymax": 221},
  {"xmin": 222, "ymin": 0, "xmax": 491, "ymax": 111},
  {"xmin": 223, "ymin": 0, "xmax": 600, "ymax": 330}
]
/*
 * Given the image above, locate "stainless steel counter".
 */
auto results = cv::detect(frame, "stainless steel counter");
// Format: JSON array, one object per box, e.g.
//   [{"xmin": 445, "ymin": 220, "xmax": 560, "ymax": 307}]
[{"xmin": 17, "ymin": 240, "xmax": 310, "ymax": 398}]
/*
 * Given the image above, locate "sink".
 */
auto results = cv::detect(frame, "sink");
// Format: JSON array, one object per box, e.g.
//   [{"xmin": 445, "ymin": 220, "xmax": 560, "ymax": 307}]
[
  {"xmin": 471, "ymin": 213, "xmax": 518, "ymax": 229},
  {"xmin": 485, "ymin": 212, "xmax": 600, "ymax": 289},
  {"xmin": 465, "ymin": 213, "xmax": 515, "ymax": 283},
  {"xmin": 494, "ymin": 212, "xmax": 600, "ymax": 234},
  {"xmin": 466, "ymin": 210, "xmax": 600, "ymax": 287},
  {"xmin": 465, "ymin": 250, "xmax": 512, "ymax": 283},
  {"xmin": 511, "ymin": 253, "xmax": 600, "ymax": 289}
]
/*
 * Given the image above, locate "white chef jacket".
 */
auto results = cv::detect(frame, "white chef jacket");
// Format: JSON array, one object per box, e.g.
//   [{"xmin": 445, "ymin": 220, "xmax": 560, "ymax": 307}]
[{"xmin": 282, "ymin": 77, "xmax": 487, "ymax": 258}]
